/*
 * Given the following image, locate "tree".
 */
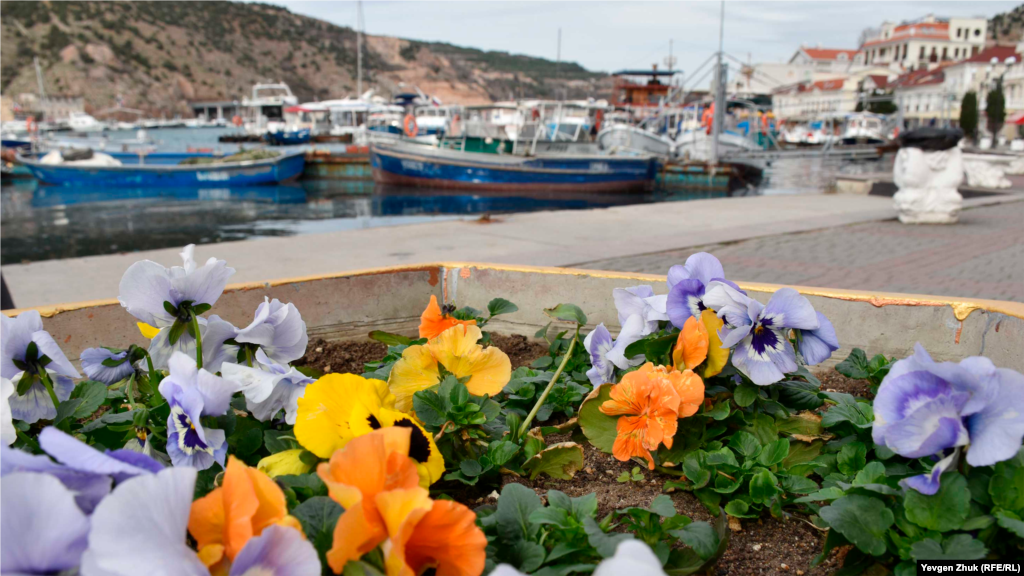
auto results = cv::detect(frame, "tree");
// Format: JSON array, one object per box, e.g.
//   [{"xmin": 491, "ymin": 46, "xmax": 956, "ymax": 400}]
[
  {"xmin": 986, "ymin": 79, "xmax": 1006, "ymax": 138},
  {"xmin": 960, "ymin": 91, "xmax": 979, "ymax": 141}
]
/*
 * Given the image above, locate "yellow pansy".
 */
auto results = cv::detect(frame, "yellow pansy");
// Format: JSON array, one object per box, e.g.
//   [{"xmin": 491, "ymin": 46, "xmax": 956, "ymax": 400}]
[
  {"xmin": 294, "ymin": 374, "xmax": 395, "ymax": 459},
  {"xmin": 137, "ymin": 322, "xmax": 161, "ymax": 339},
  {"xmin": 257, "ymin": 449, "xmax": 314, "ymax": 478},
  {"xmin": 349, "ymin": 406, "xmax": 446, "ymax": 487},
  {"xmin": 701, "ymin": 310, "xmax": 729, "ymax": 378},
  {"xmin": 388, "ymin": 324, "xmax": 511, "ymax": 413}
]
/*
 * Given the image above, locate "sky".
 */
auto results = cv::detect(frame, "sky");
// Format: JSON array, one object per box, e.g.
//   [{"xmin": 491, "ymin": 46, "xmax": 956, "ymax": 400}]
[{"xmin": 273, "ymin": 1, "xmax": 1018, "ymax": 83}]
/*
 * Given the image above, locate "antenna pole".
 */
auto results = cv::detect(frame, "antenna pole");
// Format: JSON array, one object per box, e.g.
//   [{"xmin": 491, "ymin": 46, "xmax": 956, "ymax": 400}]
[{"xmin": 710, "ymin": 0, "xmax": 725, "ymax": 166}]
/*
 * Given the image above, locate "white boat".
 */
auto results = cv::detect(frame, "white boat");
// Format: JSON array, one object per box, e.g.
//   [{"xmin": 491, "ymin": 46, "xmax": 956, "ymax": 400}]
[
  {"xmin": 841, "ymin": 113, "xmax": 889, "ymax": 145},
  {"xmin": 673, "ymin": 130, "xmax": 761, "ymax": 161},
  {"xmin": 240, "ymin": 82, "xmax": 299, "ymax": 136},
  {"xmin": 67, "ymin": 112, "xmax": 105, "ymax": 133},
  {"xmin": 597, "ymin": 124, "xmax": 674, "ymax": 157}
]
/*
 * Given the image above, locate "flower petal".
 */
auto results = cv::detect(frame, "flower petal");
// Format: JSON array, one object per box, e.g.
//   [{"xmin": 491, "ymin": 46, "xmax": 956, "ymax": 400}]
[
  {"xmin": 203, "ymin": 315, "xmax": 240, "ymax": 374},
  {"xmin": 700, "ymin": 310, "xmax": 729, "ymax": 378},
  {"xmin": 81, "ymin": 348, "xmax": 134, "ymax": 384},
  {"xmin": 1, "ymin": 311, "xmax": 43, "ymax": 379},
  {"xmin": 389, "ymin": 344, "xmax": 442, "ymax": 414},
  {"xmin": 170, "ymin": 253, "xmax": 235, "ymax": 308},
  {"xmin": 594, "ymin": 540, "xmax": 666, "ymax": 576},
  {"xmin": 8, "ymin": 374, "xmax": 73, "ymax": 423},
  {"xmin": 31, "ymin": 330, "xmax": 81, "ymax": 379},
  {"xmin": 798, "ymin": 312, "xmax": 839, "ymax": 365},
  {"xmin": 419, "ymin": 295, "xmax": 476, "ymax": 341},
  {"xmin": 0, "ymin": 445, "xmax": 113, "ymax": 513},
  {"xmin": 605, "ymin": 314, "xmax": 648, "ymax": 370},
  {"xmin": 402, "ymin": 499, "xmax": 488, "ymax": 576},
  {"xmin": 702, "ymin": 281, "xmax": 755, "ymax": 329},
  {"xmin": 964, "ymin": 367, "xmax": 1024, "ymax": 467},
  {"xmin": 0, "ymin": 472, "xmax": 90, "ymax": 574},
  {"xmin": 763, "ymin": 288, "xmax": 819, "ymax": 330},
  {"xmin": 1, "ymin": 377, "xmax": 16, "ymax": 446},
  {"xmin": 229, "ymin": 525, "xmax": 320, "ymax": 576},
  {"xmin": 673, "ymin": 316, "xmax": 708, "ymax": 372},
  {"xmin": 39, "ymin": 427, "xmax": 160, "ymax": 482},
  {"xmin": 900, "ymin": 449, "xmax": 958, "ymax": 495},
  {"xmin": 118, "ymin": 260, "xmax": 177, "ymax": 327}
]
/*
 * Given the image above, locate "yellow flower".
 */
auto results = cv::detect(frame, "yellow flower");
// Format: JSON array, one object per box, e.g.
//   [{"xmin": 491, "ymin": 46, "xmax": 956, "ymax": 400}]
[
  {"xmin": 349, "ymin": 406, "xmax": 446, "ymax": 487},
  {"xmin": 294, "ymin": 374, "xmax": 395, "ymax": 459},
  {"xmin": 138, "ymin": 322, "xmax": 160, "ymax": 339},
  {"xmin": 388, "ymin": 324, "xmax": 511, "ymax": 413},
  {"xmin": 257, "ymin": 449, "xmax": 314, "ymax": 478},
  {"xmin": 700, "ymin": 310, "xmax": 729, "ymax": 378}
]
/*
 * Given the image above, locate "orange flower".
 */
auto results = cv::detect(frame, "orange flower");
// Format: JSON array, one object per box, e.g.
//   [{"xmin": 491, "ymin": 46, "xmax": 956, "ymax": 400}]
[
  {"xmin": 599, "ymin": 364, "xmax": 681, "ymax": 470},
  {"xmin": 377, "ymin": 489, "xmax": 487, "ymax": 576},
  {"xmin": 673, "ymin": 311, "xmax": 729, "ymax": 378},
  {"xmin": 188, "ymin": 456, "xmax": 305, "ymax": 572},
  {"xmin": 317, "ymin": 428, "xmax": 421, "ymax": 573},
  {"xmin": 639, "ymin": 363, "xmax": 705, "ymax": 418},
  {"xmin": 419, "ymin": 295, "xmax": 476, "ymax": 340}
]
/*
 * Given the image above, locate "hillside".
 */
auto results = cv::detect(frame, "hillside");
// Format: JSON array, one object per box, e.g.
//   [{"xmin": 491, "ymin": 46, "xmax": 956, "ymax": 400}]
[
  {"xmin": 989, "ymin": 4, "xmax": 1024, "ymax": 43},
  {"xmin": 0, "ymin": 1, "xmax": 610, "ymax": 117}
]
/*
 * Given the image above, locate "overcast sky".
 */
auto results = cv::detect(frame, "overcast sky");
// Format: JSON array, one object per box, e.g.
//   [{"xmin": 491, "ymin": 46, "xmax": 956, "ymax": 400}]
[{"xmin": 274, "ymin": 1, "xmax": 1018, "ymax": 82}]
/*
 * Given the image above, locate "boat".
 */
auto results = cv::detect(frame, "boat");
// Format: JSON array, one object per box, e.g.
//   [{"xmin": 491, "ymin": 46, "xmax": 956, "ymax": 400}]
[
  {"xmin": 239, "ymin": 82, "xmax": 299, "ymax": 137},
  {"xmin": 673, "ymin": 130, "xmax": 762, "ymax": 161},
  {"xmin": 841, "ymin": 113, "xmax": 889, "ymax": 145},
  {"xmin": 370, "ymin": 141, "xmax": 659, "ymax": 193},
  {"xmin": 67, "ymin": 112, "xmax": 105, "ymax": 134},
  {"xmin": 17, "ymin": 149, "xmax": 305, "ymax": 187},
  {"xmin": 264, "ymin": 128, "xmax": 312, "ymax": 146},
  {"xmin": 597, "ymin": 124, "xmax": 674, "ymax": 157}
]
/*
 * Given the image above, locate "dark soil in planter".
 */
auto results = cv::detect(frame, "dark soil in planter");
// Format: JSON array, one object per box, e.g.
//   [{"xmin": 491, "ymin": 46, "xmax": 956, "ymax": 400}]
[{"xmin": 295, "ymin": 336, "xmax": 850, "ymax": 574}]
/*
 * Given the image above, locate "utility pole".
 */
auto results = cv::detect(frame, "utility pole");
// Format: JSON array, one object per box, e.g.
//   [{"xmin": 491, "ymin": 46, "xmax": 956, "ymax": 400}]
[{"xmin": 356, "ymin": 0, "xmax": 363, "ymax": 97}]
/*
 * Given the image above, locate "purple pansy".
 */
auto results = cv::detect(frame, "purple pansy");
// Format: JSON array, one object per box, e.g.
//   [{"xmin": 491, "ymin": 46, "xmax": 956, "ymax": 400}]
[
  {"xmin": 1, "ymin": 445, "xmax": 113, "ymax": 513},
  {"xmin": 118, "ymin": 244, "xmax": 235, "ymax": 369},
  {"xmin": 235, "ymin": 297, "xmax": 309, "ymax": 366},
  {"xmin": 613, "ymin": 286, "xmax": 669, "ymax": 336},
  {"xmin": 796, "ymin": 312, "xmax": 839, "ymax": 365},
  {"xmin": 1, "ymin": 310, "xmax": 81, "ymax": 423},
  {"xmin": 583, "ymin": 315, "xmax": 647, "ymax": 386},
  {"xmin": 703, "ymin": 282, "xmax": 821, "ymax": 386},
  {"xmin": 873, "ymin": 344, "xmax": 1024, "ymax": 494},
  {"xmin": 203, "ymin": 314, "xmax": 241, "ymax": 373},
  {"xmin": 80, "ymin": 347, "xmax": 135, "ymax": 385},
  {"xmin": 228, "ymin": 525, "xmax": 321, "ymax": 576},
  {"xmin": 1, "ymin": 472, "xmax": 91, "ymax": 575},
  {"xmin": 158, "ymin": 352, "xmax": 240, "ymax": 470},
  {"xmin": 222, "ymin": 349, "xmax": 314, "ymax": 424},
  {"xmin": 665, "ymin": 252, "xmax": 744, "ymax": 329},
  {"xmin": 2, "ymin": 377, "xmax": 15, "ymax": 446}
]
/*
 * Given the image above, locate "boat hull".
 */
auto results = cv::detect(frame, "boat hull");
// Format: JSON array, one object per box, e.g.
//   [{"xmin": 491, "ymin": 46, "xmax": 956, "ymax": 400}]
[
  {"xmin": 370, "ymin": 144, "xmax": 658, "ymax": 193},
  {"xmin": 597, "ymin": 125, "xmax": 673, "ymax": 158},
  {"xmin": 264, "ymin": 129, "xmax": 311, "ymax": 146},
  {"xmin": 19, "ymin": 152, "xmax": 306, "ymax": 187}
]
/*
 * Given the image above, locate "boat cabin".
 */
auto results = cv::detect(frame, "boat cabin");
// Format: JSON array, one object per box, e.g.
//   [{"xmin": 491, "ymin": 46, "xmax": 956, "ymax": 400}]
[
  {"xmin": 611, "ymin": 67, "xmax": 680, "ymax": 109},
  {"xmin": 240, "ymin": 82, "xmax": 299, "ymax": 135}
]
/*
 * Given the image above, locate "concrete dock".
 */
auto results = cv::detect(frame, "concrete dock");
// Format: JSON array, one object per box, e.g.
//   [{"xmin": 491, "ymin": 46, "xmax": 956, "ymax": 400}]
[{"xmin": 3, "ymin": 191, "xmax": 1022, "ymax": 308}]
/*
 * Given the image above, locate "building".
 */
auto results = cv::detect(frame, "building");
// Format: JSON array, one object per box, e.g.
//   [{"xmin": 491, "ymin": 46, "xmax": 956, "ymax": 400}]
[
  {"xmin": 14, "ymin": 94, "xmax": 85, "ymax": 122},
  {"xmin": 789, "ymin": 46, "xmax": 861, "ymax": 74},
  {"xmin": 859, "ymin": 14, "xmax": 988, "ymax": 72},
  {"xmin": 772, "ymin": 78, "xmax": 857, "ymax": 120}
]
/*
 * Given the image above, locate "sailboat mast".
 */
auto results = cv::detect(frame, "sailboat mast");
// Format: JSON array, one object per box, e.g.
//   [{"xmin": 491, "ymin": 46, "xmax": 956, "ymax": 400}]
[
  {"xmin": 710, "ymin": 0, "xmax": 725, "ymax": 165},
  {"xmin": 34, "ymin": 56, "xmax": 46, "ymax": 98},
  {"xmin": 356, "ymin": 0, "xmax": 363, "ymax": 97}
]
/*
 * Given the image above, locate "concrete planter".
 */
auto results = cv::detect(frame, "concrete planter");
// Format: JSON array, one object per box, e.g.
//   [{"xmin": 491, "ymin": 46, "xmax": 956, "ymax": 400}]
[{"xmin": 6, "ymin": 263, "xmax": 1023, "ymax": 372}]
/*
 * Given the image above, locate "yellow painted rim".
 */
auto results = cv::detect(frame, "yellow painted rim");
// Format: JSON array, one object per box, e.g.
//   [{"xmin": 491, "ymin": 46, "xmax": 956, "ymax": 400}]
[{"xmin": 5, "ymin": 261, "xmax": 1022, "ymax": 322}]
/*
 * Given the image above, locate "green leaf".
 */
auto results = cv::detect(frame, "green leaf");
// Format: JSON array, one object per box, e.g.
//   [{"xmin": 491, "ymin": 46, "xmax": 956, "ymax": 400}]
[
  {"xmin": 818, "ymin": 495, "xmax": 894, "ymax": 556},
  {"xmin": 774, "ymin": 380, "xmax": 824, "ymax": 410},
  {"xmin": 578, "ymin": 383, "xmax": 617, "ymax": 454},
  {"xmin": 704, "ymin": 401, "xmax": 730, "ymax": 421},
  {"xmin": 733, "ymin": 383, "xmax": 759, "ymax": 407},
  {"xmin": 671, "ymin": 521, "xmax": 719, "ymax": 561},
  {"xmin": 989, "ymin": 451, "xmax": 1024, "ymax": 513},
  {"xmin": 487, "ymin": 298, "xmax": 519, "ymax": 317},
  {"xmin": 682, "ymin": 451, "xmax": 711, "ymax": 489},
  {"xmin": 723, "ymin": 500, "xmax": 757, "ymax": 519},
  {"xmin": 459, "ymin": 459, "xmax": 484, "ymax": 477},
  {"xmin": 779, "ymin": 474, "xmax": 819, "ymax": 494},
  {"xmin": 264, "ymin": 430, "xmax": 301, "ymax": 454},
  {"xmin": 995, "ymin": 510, "xmax": 1024, "ymax": 537},
  {"xmin": 100, "ymin": 357, "xmax": 127, "ymax": 368},
  {"xmin": 543, "ymin": 303, "xmax": 587, "ymax": 326},
  {"xmin": 167, "ymin": 319, "xmax": 187, "ymax": 346},
  {"xmin": 749, "ymin": 468, "xmax": 780, "ymax": 505},
  {"xmin": 54, "ymin": 398, "xmax": 84, "ymax": 425},
  {"xmin": 852, "ymin": 461, "xmax": 887, "ymax": 486},
  {"xmin": 583, "ymin": 516, "xmax": 633, "ymax": 558},
  {"xmin": 837, "ymin": 442, "xmax": 867, "ymax": 476},
  {"xmin": 904, "ymin": 473, "xmax": 970, "ymax": 532},
  {"xmin": 495, "ymin": 483, "xmax": 542, "ymax": 547},
  {"xmin": 70, "ymin": 380, "xmax": 108, "ymax": 419},
  {"xmin": 728, "ymin": 431, "xmax": 761, "ymax": 458},
  {"xmin": 821, "ymin": 394, "xmax": 873, "ymax": 429},
  {"xmin": 835, "ymin": 349, "xmax": 870, "ymax": 380},
  {"xmin": 793, "ymin": 486, "xmax": 846, "ymax": 504},
  {"xmin": 522, "ymin": 442, "xmax": 584, "ymax": 480},
  {"xmin": 783, "ymin": 440, "xmax": 823, "ymax": 469},
  {"xmin": 292, "ymin": 496, "xmax": 343, "ymax": 569},
  {"xmin": 910, "ymin": 534, "xmax": 988, "ymax": 561},
  {"xmin": 705, "ymin": 447, "xmax": 739, "ymax": 469},
  {"xmin": 277, "ymin": 474, "xmax": 327, "ymax": 498},
  {"xmin": 757, "ymin": 439, "xmax": 790, "ymax": 468},
  {"xmin": 368, "ymin": 331, "xmax": 413, "ymax": 346},
  {"xmin": 191, "ymin": 303, "xmax": 212, "ymax": 315},
  {"xmin": 15, "ymin": 372, "xmax": 38, "ymax": 396},
  {"xmin": 534, "ymin": 322, "xmax": 551, "ymax": 339},
  {"xmin": 487, "ymin": 440, "xmax": 520, "ymax": 468},
  {"xmin": 342, "ymin": 561, "xmax": 386, "ymax": 576},
  {"xmin": 649, "ymin": 494, "xmax": 677, "ymax": 517},
  {"xmin": 777, "ymin": 412, "xmax": 824, "ymax": 438}
]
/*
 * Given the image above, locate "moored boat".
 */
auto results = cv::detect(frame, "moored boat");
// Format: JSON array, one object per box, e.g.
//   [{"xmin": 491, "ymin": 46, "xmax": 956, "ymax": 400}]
[
  {"xmin": 17, "ymin": 149, "xmax": 305, "ymax": 187},
  {"xmin": 370, "ymin": 142, "xmax": 659, "ymax": 193},
  {"xmin": 264, "ymin": 128, "xmax": 312, "ymax": 146}
]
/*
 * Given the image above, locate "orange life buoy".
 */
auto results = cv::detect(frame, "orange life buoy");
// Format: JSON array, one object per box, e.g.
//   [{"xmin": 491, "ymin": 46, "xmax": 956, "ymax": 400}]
[
  {"xmin": 403, "ymin": 114, "xmax": 418, "ymax": 138},
  {"xmin": 26, "ymin": 116, "xmax": 37, "ymax": 133},
  {"xmin": 232, "ymin": 115, "xmax": 243, "ymax": 127}
]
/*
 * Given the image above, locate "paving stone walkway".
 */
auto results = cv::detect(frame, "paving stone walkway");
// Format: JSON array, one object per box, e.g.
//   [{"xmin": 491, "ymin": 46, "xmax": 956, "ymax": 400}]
[{"xmin": 577, "ymin": 201, "xmax": 1024, "ymax": 302}]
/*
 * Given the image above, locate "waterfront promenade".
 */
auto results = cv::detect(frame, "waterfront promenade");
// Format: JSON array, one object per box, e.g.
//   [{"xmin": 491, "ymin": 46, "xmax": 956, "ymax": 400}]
[{"xmin": 3, "ymin": 192, "xmax": 1021, "ymax": 309}]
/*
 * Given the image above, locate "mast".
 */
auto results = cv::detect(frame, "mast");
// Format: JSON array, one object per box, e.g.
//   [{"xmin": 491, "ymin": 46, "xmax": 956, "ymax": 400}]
[
  {"xmin": 356, "ymin": 0, "xmax": 363, "ymax": 97},
  {"xmin": 34, "ymin": 56, "xmax": 46, "ymax": 98},
  {"xmin": 556, "ymin": 28, "xmax": 562, "ymax": 100},
  {"xmin": 710, "ymin": 0, "xmax": 725, "ymax": 165}
]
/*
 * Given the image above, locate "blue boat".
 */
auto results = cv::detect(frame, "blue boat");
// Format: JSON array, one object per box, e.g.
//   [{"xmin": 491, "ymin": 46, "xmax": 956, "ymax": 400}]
[
  {"xmin": 17, "ymin": 151, "xmax": 306, "ymax": 187},
  {"xmin": 264, "ymin": 128, "xmax": 311, "ymax": 146},
  {"xmin": 370, "ymin": 143, "xmax": 659, "ymax": 193}
]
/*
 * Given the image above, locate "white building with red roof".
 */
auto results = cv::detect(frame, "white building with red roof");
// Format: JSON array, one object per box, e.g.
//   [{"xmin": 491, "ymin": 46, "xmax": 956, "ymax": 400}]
[
  {"xmin": 860, "ymin": 14, "xmax": 988, "ymax": 72},
  {"xmin": 789, "ymin": 46, "xmax": 861, "ymax": 74}
]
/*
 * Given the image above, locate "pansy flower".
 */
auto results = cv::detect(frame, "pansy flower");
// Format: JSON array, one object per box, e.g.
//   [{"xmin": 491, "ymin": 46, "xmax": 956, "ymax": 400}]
[
  {"xmin": 158, "ymin": 352, "xmax": 241, "ymax": 470},
  {"xmin": 420, "ymin": 294, "xmax": 477, "ymax": 340},
  {"xmin": 388, "ymin": 324, "xmax": 511, "ymax": 413},
  {"xmin": 234, "ymin": 297, "xmax": 309, "ymax": 366},
  {"xmin": 294, "ymin": 373, "xmax": 396, "ymax": 459},
  {"xmin": 349, "ymin": 404, "xmax": 446, "ymax": 486},
  {"xmin": 665, "ymin": 252, "xmax": 744, "ymax": 330},
  {"xmin": 257, "ymin": 449, "xmax": 314, "ymax": 478},
  {"xmin": 82, "ymin": 467, "xmax": 319, "ymax": 576},
  {"xmin": 703, "ymin": 283, "xmax": 821, "ymax": 386},
  {"xmin": 221, "ymin": 348, "xmax": 314, "ymax": 424},
  {"xmin": 80, "ymin": 347, "xmax": 135, "ymax": 385},
  {"xmin": 1, "ymin": 310, "xmax": 80, "ymax": 423},
  {"xmin": 118, "ymin": 244, "xmax": 235, "ymax": 369},
  {"xmin": 318, "ymin": 429, "xmax": 486, "ymax": 576},
  {"xmin": 1, "ymin": 472, "xmax": 90, "ymax": 574},
  {"xmin": 1, "ymin": 377, "xmax": 15, "ymax": 447},
  {"xmin": 189, "ymin": 456, "xmax": 305, "ymax": 572},
  {"xmin": 673, "ymin": 310, "xmax": 729, "ymax": 378},
  {"xmin": 613, "ymin": 286, "xmax": 669, "ymax": 336},
  {"xmin": 599, "ymin": 363, "xmax": 683, "ymax": 469},
  {"xmin": 796, "ymin": 312, "xmax": 840, "ymax": 365},
  {"xmin": 873, "ymin": 344, "xmax": 1024, "ymax": 494},
  {"xmin": 583, "ymin": 315, "xmax": 647, "ymax": 386}
]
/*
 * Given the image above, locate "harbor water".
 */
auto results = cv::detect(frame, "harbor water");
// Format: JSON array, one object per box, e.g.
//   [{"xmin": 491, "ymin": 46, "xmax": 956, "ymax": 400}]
[{"xmin": 1, "ymin": 127, "xmax": 893, "ymax": 265}]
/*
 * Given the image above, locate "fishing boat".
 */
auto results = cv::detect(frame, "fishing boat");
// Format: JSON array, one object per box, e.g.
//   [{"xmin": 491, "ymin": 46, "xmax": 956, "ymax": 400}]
[
  {"xmin": 841, "ymin": 113, "xmax": 889, "ymax": 145},
  {"xmin": 264, "ymin": 128, "xmax": 312, "ymax": 146},
  {"xmin": 597, "ymin": 124, "xmax": 674, "ymax": 157},
  {"xmin": 17, "ymin": 149, "xmax": 305, "ymax": 187},
  {"xmin": 370, "ymin": 142, "xmax": 658, "ymax": 193}
]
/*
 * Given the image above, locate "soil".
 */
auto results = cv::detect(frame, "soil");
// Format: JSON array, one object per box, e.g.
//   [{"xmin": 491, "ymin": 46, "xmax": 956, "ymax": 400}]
[{"xmin": 294, "ymin": 336, "xmax": 850, "ymax": 574}]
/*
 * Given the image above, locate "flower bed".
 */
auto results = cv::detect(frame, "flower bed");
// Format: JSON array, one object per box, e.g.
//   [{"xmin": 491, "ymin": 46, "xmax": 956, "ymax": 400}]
[{"xmin": 2, "ymin": 251, "xmax": 1023, "ymax": 576}]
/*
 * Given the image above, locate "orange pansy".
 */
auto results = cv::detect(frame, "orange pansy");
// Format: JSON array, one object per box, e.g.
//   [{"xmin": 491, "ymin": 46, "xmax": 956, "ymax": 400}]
[
  {"xmin": 639, "ymin": 363, "xmax": 706, "ymax": 418},
  {"xmin": 599, "ymin": 364, "xmax": 682, "ymax": 470},
  {"xmin": 188, "ymin": 456, "xmax": 304, "ymax": 572},
  {"xmin": 377, "ymin": 488, "xmax": 488, "ymax": 576},
  {"xmin": 419, "ymin": 295, "xmax": 476, "ymax": 340},
  {"xmin": 317, "ymin": 428, "xmax": 422, "ymax": 574},
  {"xmin": 673, "ymin": 316, "xmax": 709, "ymax": 372}
]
